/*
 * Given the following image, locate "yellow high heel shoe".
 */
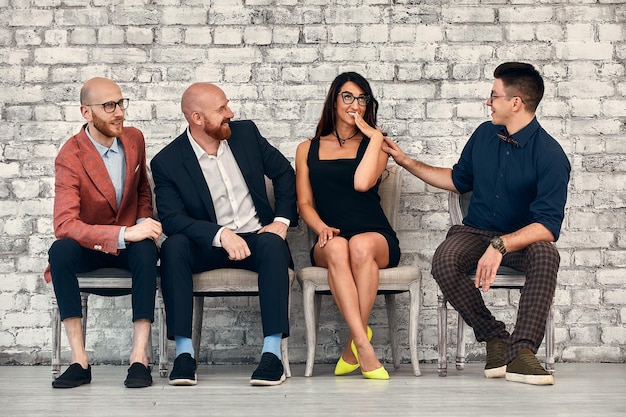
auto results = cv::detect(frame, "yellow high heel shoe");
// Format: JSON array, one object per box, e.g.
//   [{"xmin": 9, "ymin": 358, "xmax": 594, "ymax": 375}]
[
  {"xmin": 334, "ymin": 326, "xmax": 373, "ymax": 376},
  {"xmin": 350, "ymin": 337, "xmax": 389, "ymax": 380}
]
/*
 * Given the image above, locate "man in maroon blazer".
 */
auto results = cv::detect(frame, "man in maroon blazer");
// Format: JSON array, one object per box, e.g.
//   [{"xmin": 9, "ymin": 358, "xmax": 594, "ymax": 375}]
[{"xmin": 45, "ymin": 77, "xmax": 162, "ymax": 389}]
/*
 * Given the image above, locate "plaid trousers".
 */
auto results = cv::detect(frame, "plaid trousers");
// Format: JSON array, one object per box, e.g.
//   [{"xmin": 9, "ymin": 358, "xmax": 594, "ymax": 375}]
[{"xmin": 432, "ymin": 225, "xmax": 559, "ymax": 363}]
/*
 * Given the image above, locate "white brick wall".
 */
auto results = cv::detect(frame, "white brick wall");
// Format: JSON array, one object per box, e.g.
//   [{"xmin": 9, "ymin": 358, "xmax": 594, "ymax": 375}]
[{"xmin": 0, "ymin": 0, "xmax": 624, "ymax": 366}]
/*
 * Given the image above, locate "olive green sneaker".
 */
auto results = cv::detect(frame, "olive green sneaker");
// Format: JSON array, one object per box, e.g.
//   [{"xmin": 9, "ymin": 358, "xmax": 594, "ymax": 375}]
[
  {"xmin": 505, "ymin": 349, "xmax": 554, "ymax": 385},
  {"xmin": 484, "ymin": 338, "xmax": 507, "ymax": 378}
]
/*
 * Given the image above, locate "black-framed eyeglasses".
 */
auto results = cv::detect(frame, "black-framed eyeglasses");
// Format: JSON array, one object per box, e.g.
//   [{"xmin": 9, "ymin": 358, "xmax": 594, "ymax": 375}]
[
  {"xmin": 84, "ymin": 98, "xmax": 130, "ymax": 113},
  {"xmin": 488, "ymin": 92, "xmax": 524, "ymax": 104},
  {"xmin": 338, "ymin": 91, "xmax": 371, "ymax": 106}
]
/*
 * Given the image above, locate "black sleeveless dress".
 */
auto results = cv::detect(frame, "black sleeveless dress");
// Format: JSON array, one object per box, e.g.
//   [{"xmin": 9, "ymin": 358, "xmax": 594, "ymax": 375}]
[{"xmin": 307, "ymin": 137, "xmax": 400, "ymax": 267}]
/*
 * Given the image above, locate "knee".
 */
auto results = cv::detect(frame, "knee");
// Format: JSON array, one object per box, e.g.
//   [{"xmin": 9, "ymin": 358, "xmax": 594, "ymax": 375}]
[
  {"xmin": 48, "ymin": 238, "xmax": 81, "ymax": 265},
  {"xmin": 431, "ymin": 244, "xmax": 459, "ymax": 283},
  {"xmin": 348, "ymin": 240, "xmax": 375, "ymax": 267},
  {"xmin": 527, "ymin": 242, "xmax": 560, "ymax": 270},
  {"xmin": 258, "ymin": 232, "xmax": 289, "ymax": 257},
  {"xmin": 160, "ymin": 234, "xmax": 192, "ymax": 261},
  {"xmin": 130, "ymin": 239, "xmax": 158, "ymax": 261}
]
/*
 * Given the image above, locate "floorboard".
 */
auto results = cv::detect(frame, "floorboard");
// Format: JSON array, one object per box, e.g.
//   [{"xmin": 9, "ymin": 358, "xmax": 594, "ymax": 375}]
[{"xmin": 0, "ymin": 363, "xmax": 624, "ymax": 416}]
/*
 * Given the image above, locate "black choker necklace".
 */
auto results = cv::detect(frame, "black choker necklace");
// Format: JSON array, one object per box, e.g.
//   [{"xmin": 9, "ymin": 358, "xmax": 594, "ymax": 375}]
[{"xmin": 334, "ymin": 130, "xmax": 360, "ymax": 146}]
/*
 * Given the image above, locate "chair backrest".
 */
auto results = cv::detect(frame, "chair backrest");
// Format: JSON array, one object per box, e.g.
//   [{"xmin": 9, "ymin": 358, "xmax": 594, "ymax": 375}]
[
  {"xmin": 378, "ymin": 164, "xmax": 403, "ymax": 230},
  {"xmin": 448, "ymin": 190, "xmax": 471, "ymax": 225},
  {"xmin": 306, "ymin": 164, "xmax": 402, "ymax": 246}
]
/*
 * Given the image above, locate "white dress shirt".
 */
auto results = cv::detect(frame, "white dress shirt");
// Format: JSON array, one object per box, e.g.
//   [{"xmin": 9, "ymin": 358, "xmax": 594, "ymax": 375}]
[{"xmin": 187, "ymin": 129, "xmax": 288, "ymax": 247}]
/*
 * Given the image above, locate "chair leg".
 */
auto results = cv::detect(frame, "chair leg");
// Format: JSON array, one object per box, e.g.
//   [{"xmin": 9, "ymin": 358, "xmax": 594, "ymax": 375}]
[
  {"xmin": 280, "ymin": 338, "xmax": 290, "ymax": 378},
  {"xmin": 157, "ymin": 290, "xmax": 168, "ymax": 377},
  {"xmin": 384, "ymin": 294, "xmax": 400, "ymax": 370},
  {"xmin": 51, "ymin": 296, "xmax": 61, "ymax": 379},
  {"xmin": 437, "ymin": 292, "xmax": 448, "ymax": 377},
  {"xmin": 80, "ymin": 293, "xmax": 89, "ymax": 347},
  {"xmin": 545, "ymin": 298, "xmax": 555, "ymax": 374},
  {"xmin": 456, "ymin": 314, "xmax": 466, "ymax": 370},
  {"xmin": 302, "ymin": 281, "xmax": 318, "ymax": 377},
  {"xmin": 282, "ymin": 280, "xmax": 292, "ymax": 378},
  {"xmin": 192, "ymin": 296, "xmax": 204, "ymax": 360},
  {"xmin": 408, "ymin": 281, "xmax": 421, "ymax": 376}
]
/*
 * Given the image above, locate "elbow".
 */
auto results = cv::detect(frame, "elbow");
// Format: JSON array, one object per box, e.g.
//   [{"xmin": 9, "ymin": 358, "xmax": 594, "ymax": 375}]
[{"xmin": 354, "ymin": 179, "xmax": 375, "ymax": 193}]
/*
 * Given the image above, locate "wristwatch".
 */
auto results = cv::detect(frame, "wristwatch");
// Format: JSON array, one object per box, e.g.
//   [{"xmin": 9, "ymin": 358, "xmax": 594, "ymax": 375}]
[{"xmin": 490, "ymin": 236, "xmax": 507, "ymax": 255}]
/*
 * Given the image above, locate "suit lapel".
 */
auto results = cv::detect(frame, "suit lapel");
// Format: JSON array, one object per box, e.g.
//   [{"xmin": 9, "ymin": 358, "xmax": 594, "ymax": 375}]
[
  {"xmin": 77, "ymin": 129, "xmax": 118, "ymax": 212},
  {"xmin": 118, "ymin": 133, "xmax": 138, "ymax": 214},
  {"xmin": 178, "ymin": 135, "xmax": 218, "ymax": 221}
]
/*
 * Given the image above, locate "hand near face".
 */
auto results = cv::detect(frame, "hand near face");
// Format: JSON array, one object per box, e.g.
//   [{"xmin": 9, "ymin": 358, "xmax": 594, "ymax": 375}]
[{"xmin": 352, "ymin": 112, "xmax": 383, "ymax": 141}]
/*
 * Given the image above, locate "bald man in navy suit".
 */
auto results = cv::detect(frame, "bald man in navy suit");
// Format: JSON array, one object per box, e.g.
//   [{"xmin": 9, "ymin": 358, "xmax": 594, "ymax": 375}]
[{"xmin": 151, "ymin": 83, "xmax": 297, "ymax": 387}]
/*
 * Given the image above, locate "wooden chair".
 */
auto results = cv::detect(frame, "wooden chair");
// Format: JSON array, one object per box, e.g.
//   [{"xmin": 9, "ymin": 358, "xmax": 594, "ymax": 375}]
[
  {"xmin": 296, "ymin": 164, "xmax": 422, "ymax": 377},
  {"xmin": 437, "ymin": 190, "xmax": 555, "ymax": 377},
  {"xmin": 51, "ymin": 268, "xmax": 163, "ymax": 379},
  {"xmin": 157, "ymin": 178, "xmax": 294, "ymax": 378}
]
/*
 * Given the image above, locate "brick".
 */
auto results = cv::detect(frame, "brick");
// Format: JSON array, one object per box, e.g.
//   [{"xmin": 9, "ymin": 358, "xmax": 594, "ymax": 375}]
[
  {"xmin": 325, "ymin": 25, "xmax": 358, "ymax": 44},
  {"xmin": 267, "ymin": 47, "xmax": 319, "ymax": 63},
  {"xmin": 15, "ymin": 29, "xmax": 42, "ymax": 46},
  {"xmin": 324, "ymin": 7, "xmax": 381, "ymax": 24},
  {"xmin": 446, "ymin": 25, "xmax": 503, "ymax": 42},
  {"xmin": 213, "ymin": 27, "xmax": 242, "ymax": 45},
  {"xmin": 360, "ymin": 25, "xmax": 388, "ymax": 43},
  {"xmin": 92, "ymin": 48, "xmax": 149, "ymax": 65},
  {"xmin": 442, "ymin": 7, "xmax": 495, "ymax": 23},
  {"xmin": 98, "ymin": 27, "xmax": 125, "ymax": 45},
  {"xmin": 55, "ymin": 8, "xmax": 109, "ymax": 26},
  {"xmin": 34, "ymin": 47, "xmax": 89, "ymax": 64},
  {"xmin": 500, "ymin": 7, "xmax": 554, "ymax": 23},
  {"xmin": 272, "ymin": 27, "xmax": 300, "ymax": 44},
  {"xmin": 244, "ymin": 27, "xmax": 272, "ymax": 45},
  {"xmin": 8, "ymin": 9, "xmax": 53, "ymax": 26},
  {"xmin": 556, "ymin": 42, "xmax": 614, "ymax": 61},
  {"xmin": 161, "ymin": 7, "xmax": 207, "ymax": 25},
  {"xmin": 126, "ymin": 27, "xmax": 153, "ymax": 45}
]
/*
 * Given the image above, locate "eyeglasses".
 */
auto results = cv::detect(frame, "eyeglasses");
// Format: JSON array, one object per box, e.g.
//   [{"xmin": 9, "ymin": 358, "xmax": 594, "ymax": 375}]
[
  {"xmin": 84, "ymin": 98, "xmax": 130, "ymax": 113},
  {"xmin": 338, "ymin": 91, "xmax": 371, "ymax": 106},
  {"xmin": 488, "ymin": 92, "xmax": 525, "ymax": 104}
]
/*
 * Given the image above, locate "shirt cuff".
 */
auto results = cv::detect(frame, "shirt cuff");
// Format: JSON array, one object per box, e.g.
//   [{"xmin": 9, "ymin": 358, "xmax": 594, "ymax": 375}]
[
  {"xmin": 212, "ymin": 227, "xmax": 225, "ymax": 247},
  {"xmin": 274, "ymin": 217, "xmax": 290, "ymax": 227},
  {"xmin": 118, "ymin": 226, "xmax": 126, "ymax": 250}
]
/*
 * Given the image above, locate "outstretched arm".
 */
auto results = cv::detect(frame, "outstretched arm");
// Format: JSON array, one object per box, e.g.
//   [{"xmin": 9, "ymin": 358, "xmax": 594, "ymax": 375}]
[{"xmin": 382, "ymin": 137, "xmax": 457, "ymax": 192}]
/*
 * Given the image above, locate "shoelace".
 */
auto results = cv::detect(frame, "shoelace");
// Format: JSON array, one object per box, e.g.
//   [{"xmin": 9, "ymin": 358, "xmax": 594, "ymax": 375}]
[{"xmin": 517, "ymin": 351, "xmax": 544, "ymax": 371}]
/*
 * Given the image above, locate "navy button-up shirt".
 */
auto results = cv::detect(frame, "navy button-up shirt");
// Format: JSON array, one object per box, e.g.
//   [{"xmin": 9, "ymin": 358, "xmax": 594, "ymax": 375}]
[{"xmin": 452, "ymin": 117, "xmax": 571, "ymax": 241}]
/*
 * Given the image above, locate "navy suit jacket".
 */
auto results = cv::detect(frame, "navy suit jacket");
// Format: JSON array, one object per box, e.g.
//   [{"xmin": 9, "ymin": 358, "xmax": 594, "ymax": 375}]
[{"xmin": 150, "ymin": 120, "xmax": 297, "ymax": 247}]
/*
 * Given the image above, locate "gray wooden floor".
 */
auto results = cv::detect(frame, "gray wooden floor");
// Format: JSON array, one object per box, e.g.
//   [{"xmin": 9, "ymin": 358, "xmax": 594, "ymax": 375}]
[{"xmin": 1, "ymin": 363, "xmax": 624, "ymax": 416}]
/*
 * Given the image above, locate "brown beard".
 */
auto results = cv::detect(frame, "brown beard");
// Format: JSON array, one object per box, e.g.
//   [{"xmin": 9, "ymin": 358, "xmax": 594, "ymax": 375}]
[
  {"xmin": 92, "ymin": 112, "xmax": 124, "ymax": 138},
  {"xmin": 203, "ymin": 119, "xmax": 231, "ymax": 141}
]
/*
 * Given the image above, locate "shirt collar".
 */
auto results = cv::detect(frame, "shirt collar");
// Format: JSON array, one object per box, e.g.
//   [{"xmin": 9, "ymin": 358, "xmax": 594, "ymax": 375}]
[
  {"xmin": 85, "ymin": 126, "xmax": 120, "ymax": 156},
  {"xmin": 186, "ymin": 127, "xmax": 228, "ymax": 160},
  {"xmin": 495, "ymin": 117, "xmax": 539, "ymax": 148}
]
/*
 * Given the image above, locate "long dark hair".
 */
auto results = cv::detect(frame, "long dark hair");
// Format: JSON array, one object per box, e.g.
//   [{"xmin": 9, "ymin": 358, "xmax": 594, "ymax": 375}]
[{"xmin": 313, "ymin": 72, "xmax": 379, "ymax": 140}]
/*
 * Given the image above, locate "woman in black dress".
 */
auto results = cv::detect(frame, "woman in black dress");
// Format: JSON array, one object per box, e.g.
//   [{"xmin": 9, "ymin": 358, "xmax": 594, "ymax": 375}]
[{"xmin": 295, "ymin": 72, "xmax": 400, "ymax": 380}]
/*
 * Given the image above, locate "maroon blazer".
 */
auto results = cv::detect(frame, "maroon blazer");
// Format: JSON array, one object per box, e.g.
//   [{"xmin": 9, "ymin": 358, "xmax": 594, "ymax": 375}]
[{"xmin": 43, "ymin": 124, "xmax": 153, "ymax": 283}]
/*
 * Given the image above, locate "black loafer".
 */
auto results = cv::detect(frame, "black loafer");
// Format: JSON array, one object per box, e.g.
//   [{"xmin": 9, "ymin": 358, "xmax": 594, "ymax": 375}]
[
  {"xmin": 124, "ymin": 362, "xmax": 153, "ymax": 388},
  {"xmin": 250, "ymin": 352, "xmax": 285, "ymax": 386},
  {"xmin": 52, "ymin": 363, "xmax": 92, "ymax": 388}
]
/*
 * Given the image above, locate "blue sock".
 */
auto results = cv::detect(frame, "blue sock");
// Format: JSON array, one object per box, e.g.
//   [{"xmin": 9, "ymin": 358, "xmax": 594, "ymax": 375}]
[
  {"xmin": 262, "ymin": 333, "xmax": 282, "ymax": 360},
  {"xmin": 175, "ymin": 336, "xmax": 194, "ymax": 358}
]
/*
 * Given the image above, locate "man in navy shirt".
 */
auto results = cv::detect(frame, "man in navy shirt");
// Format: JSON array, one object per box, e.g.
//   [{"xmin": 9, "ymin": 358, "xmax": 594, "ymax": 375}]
[{"xmin": 384, "ymin": 62, "xmax": 570, "ymax": 385}]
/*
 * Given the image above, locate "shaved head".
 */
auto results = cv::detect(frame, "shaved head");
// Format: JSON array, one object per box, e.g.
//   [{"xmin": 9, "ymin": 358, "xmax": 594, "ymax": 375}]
[
  {"xmin": 80, "ymin": 77, "xmax": 121, "ymax": 105},
  {"xmin": 181, "ymin": 83, "xmax": 225, "ymax": 124}
]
